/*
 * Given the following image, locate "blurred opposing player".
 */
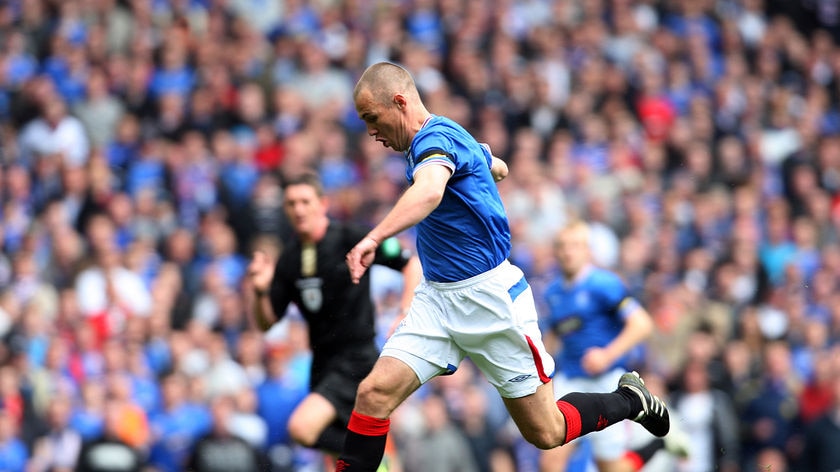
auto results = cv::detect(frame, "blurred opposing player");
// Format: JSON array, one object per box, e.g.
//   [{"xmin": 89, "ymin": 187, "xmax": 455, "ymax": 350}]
[{"xmin": 540, "ymin": 221, "xmax": 687, "ymax": 472}]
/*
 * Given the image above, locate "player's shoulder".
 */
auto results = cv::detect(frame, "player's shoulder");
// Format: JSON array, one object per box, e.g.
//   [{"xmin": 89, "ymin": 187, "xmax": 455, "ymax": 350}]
[
  {"xmin": 587, "ymin": 266, "xmax": 625, "ymax": 286},
  {"xmin": 543, "ymin": 276, "xmax": 572, "ymax": 301},
  {"xmin": 414, "ymin": 115, "xmax": 471, "ymax": 146}
]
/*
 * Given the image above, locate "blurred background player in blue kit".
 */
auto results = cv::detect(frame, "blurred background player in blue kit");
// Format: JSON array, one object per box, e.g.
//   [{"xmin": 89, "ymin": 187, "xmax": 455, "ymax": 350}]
[{"xmin": 540, "ymin": 220, "xmax": 688, "ymax": 472}]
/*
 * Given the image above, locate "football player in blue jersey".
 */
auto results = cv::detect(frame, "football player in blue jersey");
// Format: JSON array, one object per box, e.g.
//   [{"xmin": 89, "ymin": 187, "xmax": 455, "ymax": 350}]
[
  {"xmin": 540, "ymin": 220, "xmax": 687, "ymax": 472},
  {"xmin": 334, "ymin": 62, "xmax": 671, "ymax": 472}
]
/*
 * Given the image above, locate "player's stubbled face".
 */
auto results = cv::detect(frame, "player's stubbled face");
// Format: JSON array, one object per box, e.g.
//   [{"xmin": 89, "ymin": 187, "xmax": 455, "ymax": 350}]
[{"xmin": 283, "ymin": 184, "xmax": 326, "ymax": 238}]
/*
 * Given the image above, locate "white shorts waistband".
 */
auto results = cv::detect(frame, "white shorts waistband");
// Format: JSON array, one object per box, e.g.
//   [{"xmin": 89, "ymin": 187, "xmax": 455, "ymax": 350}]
[{"xmin": 426, "ymin": 259, "xmax": 513, "ymax": 291}]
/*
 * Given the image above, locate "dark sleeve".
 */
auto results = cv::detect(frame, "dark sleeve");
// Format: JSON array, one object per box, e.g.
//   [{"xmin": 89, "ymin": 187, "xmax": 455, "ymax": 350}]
[
  {"xmin": 268, "ymin": 257, "xmax": 292, "ymax": 322},
  {"xmin": 345, "ymin": 225, "xmax": 413, "ymax": 272},
  {"xmin": 373, "ymin": 236, "xmax": 413, "ymax": 271}
]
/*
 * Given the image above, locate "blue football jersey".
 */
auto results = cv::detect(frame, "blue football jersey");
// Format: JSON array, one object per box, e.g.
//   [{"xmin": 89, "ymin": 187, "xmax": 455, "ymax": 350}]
[
  {"xmin": 406, "ymin": 115, "xmax": 511, "ymax": 282},
  {"xmin": 543, "ymin": 265, "xmax": 642, "ymax": 378}
]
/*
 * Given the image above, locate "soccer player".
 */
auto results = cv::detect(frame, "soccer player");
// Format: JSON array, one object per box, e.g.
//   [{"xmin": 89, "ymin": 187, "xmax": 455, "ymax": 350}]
[
  {"xmin": 335, "ymin": 61, "xmax": 670, "ymax": 472},
  {"xmin": 248, "ymin": 171, "xmax": 422, "ymax": 462},
  {"xmin": 540, "ymin": 221, "xmax": 688, "ymax": 472}
]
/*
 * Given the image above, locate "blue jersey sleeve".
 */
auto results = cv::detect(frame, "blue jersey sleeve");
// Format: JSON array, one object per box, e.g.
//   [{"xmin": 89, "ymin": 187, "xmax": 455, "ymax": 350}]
[{"xmin": 594, "ymin": 271, "xmax": 641, "ymax": 321}]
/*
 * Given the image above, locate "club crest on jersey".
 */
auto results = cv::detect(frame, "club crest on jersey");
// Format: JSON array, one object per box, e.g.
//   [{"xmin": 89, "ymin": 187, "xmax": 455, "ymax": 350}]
[
  {"xmin": 575, "ymin": 291, "xmax": 590, "ymax": 307},
  {"xmin": 296, "ymin": 277, "xmax": 323, "ymax": 312}
]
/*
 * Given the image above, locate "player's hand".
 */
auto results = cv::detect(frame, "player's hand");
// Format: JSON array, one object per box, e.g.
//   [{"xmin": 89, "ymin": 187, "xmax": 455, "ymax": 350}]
[
  {"xmin": 249, "ymin": 250, "xmax": 274, "ymax": 295},
  {"xmin": 346, "ymin": 236, "xmax": 378, "ymax": 284},
  {"xmin": 581, "ymin": 347, "xmax": 612, "ymax": 376}
]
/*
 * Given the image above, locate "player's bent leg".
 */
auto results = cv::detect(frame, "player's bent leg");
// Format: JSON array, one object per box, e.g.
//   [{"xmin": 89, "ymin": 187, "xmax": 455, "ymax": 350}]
[
  {"xmin": 287, "ymin": 392, "xmax": 338, "ymax": 447},
  {"xmin": 335, "ymin": 356, "xmax": 422, "ymax": 471},
  {"xmin": 510, "ymin": 374, "xmax": 661, "ymax": 454},
  {"xmin": 504, "ymin": 382, "xmax": 568, "ymax": 450}
]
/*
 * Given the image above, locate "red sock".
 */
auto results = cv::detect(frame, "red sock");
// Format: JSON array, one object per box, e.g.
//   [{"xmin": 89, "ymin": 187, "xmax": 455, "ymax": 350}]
[
  {"xmin": 624, "ymin": 451, "xmax": 645, "ymax": 471},
  {"xmin": 335, "ymin": 411, "xmax": 390, "ymax": 472},
  {"xmin": 555, "ymin": 390, "xmax": 635, "ymax": 443}
]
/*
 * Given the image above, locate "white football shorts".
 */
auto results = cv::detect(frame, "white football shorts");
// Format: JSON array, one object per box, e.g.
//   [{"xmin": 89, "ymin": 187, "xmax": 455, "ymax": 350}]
[{"xmin": 381, "ymin": 260, "xmax": 555, "ymax": 399}]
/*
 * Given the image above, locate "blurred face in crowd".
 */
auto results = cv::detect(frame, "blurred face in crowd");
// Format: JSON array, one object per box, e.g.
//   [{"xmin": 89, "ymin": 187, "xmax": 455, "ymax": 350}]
[
  {"xmin": 283, "ymin": 183, "xmax": 328, "ymax": 242},
  {"xmin": 553, "ymin": 223, "xmax": 592, "ymax": 279}
]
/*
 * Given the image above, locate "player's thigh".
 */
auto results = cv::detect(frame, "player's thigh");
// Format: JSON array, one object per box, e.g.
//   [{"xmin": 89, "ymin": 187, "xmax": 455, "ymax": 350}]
[
  {"xmin": 451, "ymin": 269, "xmax": 554, "ymax": 398},
  {"xmin": 502, "ymin": 382, "xmax": 566, "ymax": 449},
  {"xmin": 287, "ymin": 392, "xmax": 337, "ymax": 441}
]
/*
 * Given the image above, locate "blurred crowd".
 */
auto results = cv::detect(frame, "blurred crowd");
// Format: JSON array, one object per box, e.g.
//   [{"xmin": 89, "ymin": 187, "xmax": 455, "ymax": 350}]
[{"xmin": 1, "ymin": 0, "xmax": 840, "ymax": 471}]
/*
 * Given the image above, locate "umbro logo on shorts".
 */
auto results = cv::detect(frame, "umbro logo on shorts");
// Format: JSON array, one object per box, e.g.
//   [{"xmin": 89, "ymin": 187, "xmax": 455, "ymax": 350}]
[{"xmin": 508, "ymin": 374, "xmax": 533, "ymax": 383}]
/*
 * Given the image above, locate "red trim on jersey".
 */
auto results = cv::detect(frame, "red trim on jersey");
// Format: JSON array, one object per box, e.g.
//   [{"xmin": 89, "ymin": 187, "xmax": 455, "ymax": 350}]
[
  {"xmin": 556, "ymin": 400, "xmax": 582, "ymax": 444},
  {"xmin": 525, "ymin": 335, "xmax": 552, "ymax": 383},
  {"xmin": 347, "ymin": 411, "xmax": 390, "ymax": 437}
]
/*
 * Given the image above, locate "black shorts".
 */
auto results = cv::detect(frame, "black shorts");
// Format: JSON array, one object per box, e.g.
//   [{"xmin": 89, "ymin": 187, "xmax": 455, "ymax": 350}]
[{"xmin": 310, "ymin": 345, "xmax": 379, "ymax": 425}]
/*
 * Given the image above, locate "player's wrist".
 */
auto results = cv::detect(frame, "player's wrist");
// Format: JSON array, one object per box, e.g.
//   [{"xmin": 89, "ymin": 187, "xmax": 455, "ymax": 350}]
[
  {"xmin": 365, "ymin": 234, "xmax": 380, "ymax": 246},
  {"xmin": 254, "ymin": 288, "xmax": 270, "ymax": 298}
]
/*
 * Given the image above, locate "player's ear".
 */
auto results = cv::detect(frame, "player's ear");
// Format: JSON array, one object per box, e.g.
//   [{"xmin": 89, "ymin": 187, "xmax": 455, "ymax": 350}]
[{"xmin": 393, "ymin": 94, "xmax": 407, "ymax": 110}]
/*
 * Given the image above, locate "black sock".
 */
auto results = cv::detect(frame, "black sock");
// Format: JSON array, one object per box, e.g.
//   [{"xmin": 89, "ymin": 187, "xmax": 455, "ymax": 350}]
[
  {"xmin": 556, "ymin": 389, "xmax": 641, "ymax": 443},
  {"xmin": 334, "ymin": 411, "xmax": 389, "ymax": 472},
  {"xmin": 313, "ymin": 422, "xmax": 346, "ymax": 455},
  {"xmin": 625, "ymin": 438, "xmax": 665, "ymax": 470}
]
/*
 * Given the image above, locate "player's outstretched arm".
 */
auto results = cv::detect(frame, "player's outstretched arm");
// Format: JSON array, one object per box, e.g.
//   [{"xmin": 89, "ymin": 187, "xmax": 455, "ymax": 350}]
[
  {"xmin": 581, "ymin": 305, "xmax": 654, "ymax": 375},
  {"xmin": 347, "ymin": 164, "xmax": 450, "ymax": 283}
]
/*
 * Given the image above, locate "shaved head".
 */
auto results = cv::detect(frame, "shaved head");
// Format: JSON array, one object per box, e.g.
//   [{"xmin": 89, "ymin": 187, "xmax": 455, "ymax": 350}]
[
  {"xmin": 354, "ymin": 62, "xmax": 419, "ymax": 104},
  {"xmin": 353, "ymin": 61, "xmax": 430, "ymax": 152}
]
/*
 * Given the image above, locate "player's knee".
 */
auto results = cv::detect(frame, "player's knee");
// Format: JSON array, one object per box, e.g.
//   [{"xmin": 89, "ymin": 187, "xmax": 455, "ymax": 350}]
[
  {"xmin": 355, "ymin": 377, "xmax": 386, "ymax": 407},
  {"xmin": 354, "ymin": 377, "xmax": 398, "ymax": 417}
]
